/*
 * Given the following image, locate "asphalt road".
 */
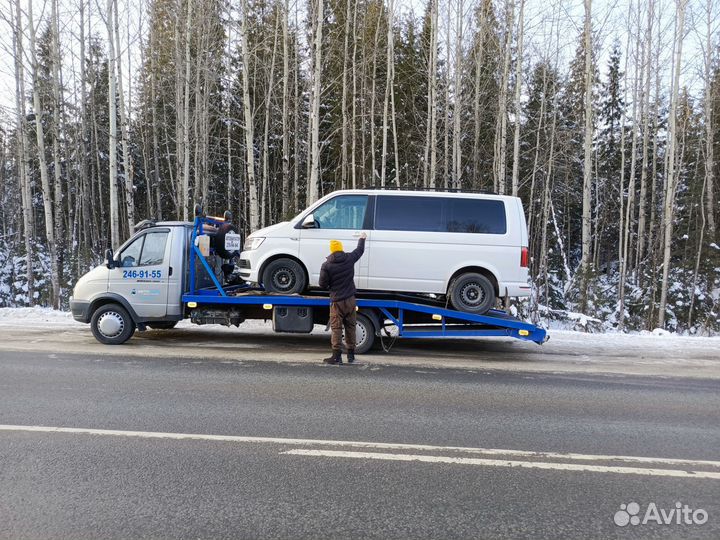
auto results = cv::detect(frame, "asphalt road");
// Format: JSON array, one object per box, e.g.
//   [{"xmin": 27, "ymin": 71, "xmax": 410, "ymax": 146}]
[{"xmin": 1, "ymin": 350, "xmax": 719, "ymax": 539}]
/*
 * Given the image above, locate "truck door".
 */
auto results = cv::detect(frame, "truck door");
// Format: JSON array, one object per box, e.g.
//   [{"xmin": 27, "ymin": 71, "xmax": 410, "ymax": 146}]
[{"xmin": 108, "ymin": 228, "xmax": 171, "ymax": 318}]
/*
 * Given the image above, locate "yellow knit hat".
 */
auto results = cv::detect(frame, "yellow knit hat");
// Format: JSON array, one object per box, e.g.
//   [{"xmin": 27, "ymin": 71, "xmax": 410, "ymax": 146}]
[{"xmin": 330, "ymin": 240, "xmax": 343, "ymax": 253}]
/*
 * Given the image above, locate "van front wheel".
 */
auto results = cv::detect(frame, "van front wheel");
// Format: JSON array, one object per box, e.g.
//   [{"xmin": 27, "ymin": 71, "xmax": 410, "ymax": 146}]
[
  {"xmin": 262, "ymin": 258, "xmax": 307, "ymax": 294},
  {"xmin": 449, "ymin": 273, "xmax": 496, "ymax": 315}
]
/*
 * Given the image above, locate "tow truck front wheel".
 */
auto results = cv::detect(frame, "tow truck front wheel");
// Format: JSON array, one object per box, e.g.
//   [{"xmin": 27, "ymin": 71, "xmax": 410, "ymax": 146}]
[{"xmin": 91, "ymin": 304, "xmax": 136, "ymax": 345}]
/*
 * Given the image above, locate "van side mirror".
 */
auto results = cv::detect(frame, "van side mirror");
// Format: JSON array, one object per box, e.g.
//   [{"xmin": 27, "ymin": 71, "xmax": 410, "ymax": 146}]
[
  {"xmin": 302, "ymin": 214, "xmax": 316, "ymax": 229},
  {"xmin": 105, "ymin": 249, "xmax": 115, "ymax": 269}
]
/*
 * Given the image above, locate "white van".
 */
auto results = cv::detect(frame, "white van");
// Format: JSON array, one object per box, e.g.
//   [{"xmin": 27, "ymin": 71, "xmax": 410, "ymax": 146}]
[{"xmin": 239, "ymin": 190, "xmax": 530, "ymax": 314}]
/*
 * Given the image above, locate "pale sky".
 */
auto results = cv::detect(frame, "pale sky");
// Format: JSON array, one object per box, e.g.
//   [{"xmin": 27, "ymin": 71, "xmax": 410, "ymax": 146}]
[{"xmin": 0, "ymin": 0, "xmax": 715, "ymax": 126}]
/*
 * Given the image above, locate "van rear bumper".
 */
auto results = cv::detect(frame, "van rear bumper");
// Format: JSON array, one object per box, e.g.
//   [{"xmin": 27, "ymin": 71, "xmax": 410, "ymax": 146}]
[
  {"xmin": 69, "ymin": 297, "xmax": 91, "ymax": 323},
  {"xmin": 502, "ymin": 282, "xmax": 532, "ymax": 297}
]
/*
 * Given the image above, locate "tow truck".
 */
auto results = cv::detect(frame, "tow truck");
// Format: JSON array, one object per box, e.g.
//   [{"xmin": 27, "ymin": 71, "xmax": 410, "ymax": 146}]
[{"xmin": 70, "ymin": 210, "xmax": 547, "ymax": 353}]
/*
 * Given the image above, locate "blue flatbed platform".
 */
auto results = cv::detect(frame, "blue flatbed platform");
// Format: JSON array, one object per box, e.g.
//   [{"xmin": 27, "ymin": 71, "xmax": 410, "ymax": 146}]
[{"xmin": 183, "ymin": 216, "xmax": 548, "ymax": 349}]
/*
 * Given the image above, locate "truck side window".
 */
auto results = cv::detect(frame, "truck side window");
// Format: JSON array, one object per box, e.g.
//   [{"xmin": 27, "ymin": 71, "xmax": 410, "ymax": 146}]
[
  {"xmin": 312, "ymin": 195, "xmax": 368, "ymax": 229},
  {"xmin": 139, "ymin": 231, "xmax": 169, "ymax": 266},
  {"xmin": 120, "ymin": 236, "xmax": 144, "ymax": 267}
]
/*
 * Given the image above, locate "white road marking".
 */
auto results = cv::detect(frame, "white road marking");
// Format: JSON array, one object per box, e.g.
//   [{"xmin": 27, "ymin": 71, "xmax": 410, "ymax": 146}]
[
  {"xmin": 281, "ymin": 450, "xmax": 720, "ymax": 480},
  {"xmin": 1, "ymin": 424, "xmax": 719, "ymax": 472}
]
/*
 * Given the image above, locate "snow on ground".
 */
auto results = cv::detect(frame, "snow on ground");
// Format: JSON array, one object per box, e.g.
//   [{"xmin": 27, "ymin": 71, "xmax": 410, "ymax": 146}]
[
  {"xmin": 0, "ymin": 307, "xmax": 718, "ymax": 347},
  {"xmin": 0, "ymin": 307, "xmax": 77, "ymax": 326}
]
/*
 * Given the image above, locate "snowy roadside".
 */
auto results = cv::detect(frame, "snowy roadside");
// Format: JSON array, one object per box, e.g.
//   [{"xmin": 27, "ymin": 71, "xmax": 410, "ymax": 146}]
[
  {"xmin": 0, "ymin": 306, "xmax": 718, "ymax": 379},
  {"xmin": 2, "ymin": 306, "xmax": 718, "ymax": 341}
]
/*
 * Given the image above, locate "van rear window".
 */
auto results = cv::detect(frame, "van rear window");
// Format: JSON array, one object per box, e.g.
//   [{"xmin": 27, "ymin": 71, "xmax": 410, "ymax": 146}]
[
  {"xmin": 375, "ymin": 196, "xmax": 507, "ymax": 234},
  {"xmin": 446, "ymin": 198, "xmax": 507, "ymax": 234}
]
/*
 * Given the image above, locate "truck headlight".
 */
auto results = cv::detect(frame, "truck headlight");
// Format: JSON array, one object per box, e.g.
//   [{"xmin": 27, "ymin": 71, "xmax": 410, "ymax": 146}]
[{"xmin": 244, "ymin": 237, "xmax": 266, "ymax": 250}]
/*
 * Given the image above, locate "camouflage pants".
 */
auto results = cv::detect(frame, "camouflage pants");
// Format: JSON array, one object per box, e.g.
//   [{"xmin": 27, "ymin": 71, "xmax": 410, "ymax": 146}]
[{"xmin": 330, "ymin": 297, "xmax": 356, "ymax": 351}]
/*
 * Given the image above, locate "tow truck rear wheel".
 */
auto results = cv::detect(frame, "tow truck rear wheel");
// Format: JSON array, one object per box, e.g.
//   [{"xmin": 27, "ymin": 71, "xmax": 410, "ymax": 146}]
[
  {"xmin": 448, "ymin": 272, "xmax": 496, "ymax": 315},
  {"xmin": 345, "ymin": 313, "xmax": 375, "ymax": 354},
  {"xmin": 90, "ymin": 303, "xmax": 135, "ymax": 345},
  {"xmin": 262, "ymin": 258, "xmax": 307, "ymax": 294}
]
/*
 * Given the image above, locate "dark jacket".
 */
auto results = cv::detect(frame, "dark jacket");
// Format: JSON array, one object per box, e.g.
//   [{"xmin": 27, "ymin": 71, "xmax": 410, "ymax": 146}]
[{"xmin": 319, "ymin": 238, "xmax": 365, "ymax": 302}]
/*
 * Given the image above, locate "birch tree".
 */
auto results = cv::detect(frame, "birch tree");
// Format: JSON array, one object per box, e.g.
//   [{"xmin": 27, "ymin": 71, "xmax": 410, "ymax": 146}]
[
  {"xmin": 306, "ymin": 0, "xmax": 324, "ymax": 204},
  {"xmin": 28, "ymin": 0, "xmax": 61, "ymax": 308},
  {"xmin": 658, "ymin": 0, "xmax": 688, "ymax": 328}
]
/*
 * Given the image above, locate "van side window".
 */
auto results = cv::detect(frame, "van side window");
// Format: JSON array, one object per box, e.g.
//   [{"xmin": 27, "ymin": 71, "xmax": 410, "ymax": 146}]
[
  {"xmin": 312, "ymin": 195, "xmax": 368, "ymax": 229},
  {"xmin": 447, "ymin": 199, "xmax": 507, "ymax": 234},
  {"xmin": 375, "ymin": 196, "xmax": 444, "ymax": 232},
  {"xmin": 139, "ymin": 231, "xmax": 169, "ymax": 266}
]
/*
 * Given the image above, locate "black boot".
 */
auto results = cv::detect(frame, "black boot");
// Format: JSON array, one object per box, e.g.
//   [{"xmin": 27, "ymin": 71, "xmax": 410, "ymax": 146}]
[
  {"xmin": 347, "ymin": 349, "xmax": 356, "ymax": 364},
  {"xmin": 323, "ymin": 350, "xmax": 342, "ymax": 365}
]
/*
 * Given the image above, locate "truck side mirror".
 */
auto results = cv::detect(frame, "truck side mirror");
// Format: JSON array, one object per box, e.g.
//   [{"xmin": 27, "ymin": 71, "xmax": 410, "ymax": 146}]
[
  {"xmin": 302, "ymin": 214, "xmax": 316, "ymax": 229},
  {"xmin": 105, "ymin": 249, "xmax": 115, "ymax": 269}
]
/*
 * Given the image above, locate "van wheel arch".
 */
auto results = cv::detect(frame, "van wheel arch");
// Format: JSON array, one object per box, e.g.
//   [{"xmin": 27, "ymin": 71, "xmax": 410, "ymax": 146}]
[
  {"xmin": 259, "ymin": 255, "xmax": 309, "ymax": 292},
  {"xmin": 447, "ymin": 266, "xmax": 500, "ymax": 298}
]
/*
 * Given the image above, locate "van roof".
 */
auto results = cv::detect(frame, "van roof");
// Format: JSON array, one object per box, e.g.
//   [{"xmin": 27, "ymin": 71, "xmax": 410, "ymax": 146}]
[{"xmin": 329, "ymin": 189, "xmax": 520, "ymax": 201}]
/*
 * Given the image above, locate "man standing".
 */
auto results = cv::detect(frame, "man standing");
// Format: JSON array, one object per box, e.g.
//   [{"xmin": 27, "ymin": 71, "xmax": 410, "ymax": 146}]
[{"xmin": 318, "ymin": 233, "xmax": 367, "ymax": 364}]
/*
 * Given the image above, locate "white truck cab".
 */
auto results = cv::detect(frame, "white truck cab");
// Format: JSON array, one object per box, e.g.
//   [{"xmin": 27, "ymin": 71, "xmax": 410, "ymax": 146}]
[{"xmin": 70, "ymin": 221, "xmax": 193, "ymax": 343}]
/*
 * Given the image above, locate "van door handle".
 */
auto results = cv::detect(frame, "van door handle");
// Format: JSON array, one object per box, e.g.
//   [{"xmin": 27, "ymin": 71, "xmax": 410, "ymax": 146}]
[
  {"xmin": 352, "ymin": 232, "xmax": 362, "ymax": 237},
  {"xmin": 169, "ymin": 267, "xmax": 173, "ymax": 276}
]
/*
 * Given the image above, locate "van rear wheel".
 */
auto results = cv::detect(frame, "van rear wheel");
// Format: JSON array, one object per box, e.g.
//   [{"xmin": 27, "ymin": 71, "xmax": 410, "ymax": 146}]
[
  {"xmin": 449, "ymin": 273, "xmax": 496, "ymax": 315},
  {"xmin": 91, "ymin": 303, "xmax": 136, "ymax": 345},
  {"xmin": 262, "ymin": 258, "xmax": 307, "ymax": 294}
]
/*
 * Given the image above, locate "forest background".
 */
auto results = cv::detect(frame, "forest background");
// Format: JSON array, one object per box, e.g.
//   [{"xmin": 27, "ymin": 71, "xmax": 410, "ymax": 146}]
[{"xmin": 0, "ymin": 0, "xmax": 718, "ymax": 334}]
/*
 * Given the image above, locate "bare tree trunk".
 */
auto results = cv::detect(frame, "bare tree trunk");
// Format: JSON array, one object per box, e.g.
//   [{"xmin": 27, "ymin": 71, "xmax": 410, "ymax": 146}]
[
  {"xmin": 28, "ymin": 0, "xmax": 61, "ymax": 307},
  {"xmin": 510, "ymin": 0, "xmax": 525, "ymax": 197},
  {"xmin": 181, "ymin": 0, "xmax": 193, "ymax": 220},
  {"xmin": 579, "ymin": 0, "xmax": 593, "ymax": 311},
  {"xmin": 472, "ymin": 2, "xmax": 487, "ymax": 190},
  {"xmin": 423, "ymin": 0, "xmax": 438, "ymax": 188},
  {"xmin": 13, "ymin": 0, "xmax": 34, "ymax": 304},
  {"xmin": 339, "ymin": 0, "xmax": 351, "ymax": 189},
  {"xmin": 350, "ymin": 0, "xmax": 358, "ymax": 189},
  {"xmin": 240, "ymin": 0, "xmax": 258, "ymax": 230},
  {"xmin": 113, "ymin": 0, "xmax": 135, "ymax": 234},
  {"xmin": 442, "ymin": 6, "xmax": 451, "ymax": 189},
  {"xmin": 307, "ymin": 0, "xmax": 324, "ymax": 204},
  {"xmin": 452, "ymin": 0, "xmax": 464, "ymax": 189},
  {"xmin": 494, "ymin": 0, "xmax": 513, "ymax": 194},
  {"xmin": 636, "ymin": 0, "xmax": 654, "ymax": 271},
  {"xmin": 369, "ymin": 12, "xmax": 381, "ymax": 186},
  {"xmin": 658, "ymin": 0, "xmax": 688, "ymax": 328},
  {"xmin": 618, "ymin": 15, "xmax": 642, "ymax": 331},
  {"xmin": 702, "ymin": 0, "xmax": 716, "ymax": 239},
  {"xmin": 262, "ymin": 11, "xmax": 280, "ymax": 227},
  {"xmin": 50, "ymin": 0, "xmax": 65, "ymax": 281},
  {"xmin": 380, "ymin": 0, "xmax": 395, "ymax": 186},
  {"xmin": 281, "ymin": 0, "xmax": 291, "ymax": 214},
  {"xmin": 106, "ymin": 0, "xmax": 121, "ymax": 247}
]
